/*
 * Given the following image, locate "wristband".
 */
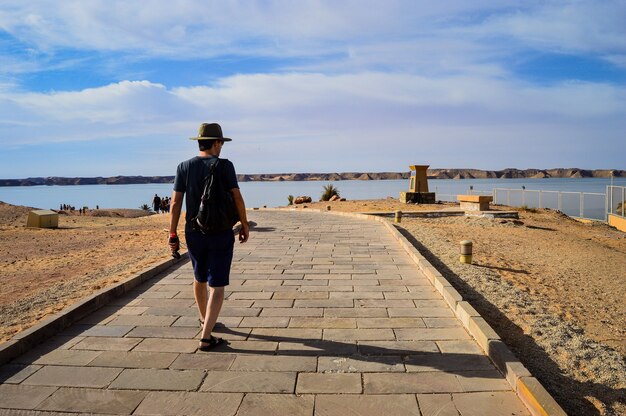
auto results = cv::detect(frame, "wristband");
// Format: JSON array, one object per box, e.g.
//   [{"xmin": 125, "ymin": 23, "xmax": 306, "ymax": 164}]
[{"xmin": 170, "ymin": 232, "xmax": 177, "ymax": 238}]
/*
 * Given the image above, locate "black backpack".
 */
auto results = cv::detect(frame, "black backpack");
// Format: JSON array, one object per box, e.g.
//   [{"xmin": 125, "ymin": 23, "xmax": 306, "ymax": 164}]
[{"xmin": 192, "ymin": 158, "xmax": 239, "ymax": 233}]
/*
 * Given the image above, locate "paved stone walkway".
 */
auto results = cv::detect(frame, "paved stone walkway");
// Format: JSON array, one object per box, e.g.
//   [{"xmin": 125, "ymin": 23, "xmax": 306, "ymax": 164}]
[{"xmin": 0, "ymin": 211, "xmax": 530, "ymax": 415}]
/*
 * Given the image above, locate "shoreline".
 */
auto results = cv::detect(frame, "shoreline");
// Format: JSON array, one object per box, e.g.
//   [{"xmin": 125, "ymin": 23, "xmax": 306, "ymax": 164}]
[{"xmin": 1, "ymin": 167, "xmax": 625, "ymax": 186}]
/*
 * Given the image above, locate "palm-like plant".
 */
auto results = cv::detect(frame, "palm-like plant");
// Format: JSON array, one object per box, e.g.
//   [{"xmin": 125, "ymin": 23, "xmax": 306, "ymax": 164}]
[{"xmin": 321, "ymin": 184, "xmax": 340, "ymax": 201}]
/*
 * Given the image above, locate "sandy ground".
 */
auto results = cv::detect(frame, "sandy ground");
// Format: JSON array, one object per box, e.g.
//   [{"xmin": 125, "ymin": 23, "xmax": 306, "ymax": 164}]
[{"xmin": 1, "ymin": 199, "xmax": 625, "ymax": 415}]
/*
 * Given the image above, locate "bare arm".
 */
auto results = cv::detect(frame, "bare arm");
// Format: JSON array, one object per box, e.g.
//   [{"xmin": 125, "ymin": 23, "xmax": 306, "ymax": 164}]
[
  {"xmin": 169, "ymin": 191, "xmax": 184, "ymax": 235},
  {"xmin": 231, "ymin": 188, "xmax": 249, "ymax": 243}
]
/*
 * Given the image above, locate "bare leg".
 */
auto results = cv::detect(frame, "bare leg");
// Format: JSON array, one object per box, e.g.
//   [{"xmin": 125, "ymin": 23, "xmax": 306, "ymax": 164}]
[
  {"xmin": 200, "ymin": 286, "xmax": 225, "ymax": 343},
  {"xmin": 193, "ymin": 281, "xmax": 208, "ymax": 322}
]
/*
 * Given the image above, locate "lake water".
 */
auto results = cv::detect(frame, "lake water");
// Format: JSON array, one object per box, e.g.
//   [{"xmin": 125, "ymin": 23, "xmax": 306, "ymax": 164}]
[{"xmin": 1, "ymin": 177, "xmax": 625, "ymax": 220}]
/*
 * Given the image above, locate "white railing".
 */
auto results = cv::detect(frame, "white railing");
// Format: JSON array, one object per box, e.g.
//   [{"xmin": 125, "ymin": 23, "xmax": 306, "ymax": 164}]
[
  {"xmin": 608, "ymin": 186, "xmax": 626, "ymax": 218},
  {"xmin": 493, "ymin": 188, "xmax": 607, "ymax": 221}
]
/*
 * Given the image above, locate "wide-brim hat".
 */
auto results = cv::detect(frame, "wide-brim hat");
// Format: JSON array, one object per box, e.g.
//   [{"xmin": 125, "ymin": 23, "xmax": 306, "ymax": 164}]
[{"xmin": 189, "ymin": 123, "xmax": 232, "ymax": 141}]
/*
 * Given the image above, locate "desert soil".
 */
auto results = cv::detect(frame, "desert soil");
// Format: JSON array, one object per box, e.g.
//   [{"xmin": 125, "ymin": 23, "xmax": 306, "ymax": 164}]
[{"xmin": 1, "ymin": 199, "xmax": 625, "ymax": 415}]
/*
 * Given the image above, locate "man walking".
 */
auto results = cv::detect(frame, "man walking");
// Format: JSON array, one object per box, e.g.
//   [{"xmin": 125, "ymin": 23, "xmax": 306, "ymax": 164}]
[
  {"xmin": 152, "ymin": 194, "xmax": 161, "ymax": 213},
  {"xmin": 168, "ymin": 122, "xmax": 249, "ymax": 351}
]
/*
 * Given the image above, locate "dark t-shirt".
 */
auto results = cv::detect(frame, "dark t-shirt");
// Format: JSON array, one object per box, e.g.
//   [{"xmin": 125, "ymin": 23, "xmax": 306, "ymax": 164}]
[{"xmin": 173, "ymin": 156, "xmax": 239, "ymax": 231}]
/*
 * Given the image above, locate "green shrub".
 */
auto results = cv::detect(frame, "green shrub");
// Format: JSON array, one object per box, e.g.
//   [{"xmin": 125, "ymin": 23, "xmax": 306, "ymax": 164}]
[
  {"xmin": 321, "ymin": 184, "xmax": 340, "ymax": 201},
  {"xmin": 140, "ymin": 203, "xmax": 150, "ymax": 211},
  {"xmin": 287, "ymin": 195, "xmax": 294, "ymax": 205}
]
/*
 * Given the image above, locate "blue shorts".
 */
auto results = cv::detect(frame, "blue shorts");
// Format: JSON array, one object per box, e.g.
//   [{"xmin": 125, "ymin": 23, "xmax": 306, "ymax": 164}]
[{"xmin": 185, "ymin": 229, "xmax": 235, "ymax": 287}]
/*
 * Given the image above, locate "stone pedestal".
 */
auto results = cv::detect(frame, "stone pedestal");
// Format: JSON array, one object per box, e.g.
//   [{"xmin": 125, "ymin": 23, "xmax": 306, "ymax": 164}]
[
  {"xmin": 457, "ymin": 195, "xmax": 493, "ymax": 211},
  {"xmin": 400, "ymin": 192, "xmax": 436, "ymax": 204}
]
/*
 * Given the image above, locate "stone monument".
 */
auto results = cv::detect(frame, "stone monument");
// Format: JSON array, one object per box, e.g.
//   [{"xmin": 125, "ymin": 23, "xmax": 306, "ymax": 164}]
[{"xmin": 399, "ymin": 165, "xmax": 436, "ymax": 204}]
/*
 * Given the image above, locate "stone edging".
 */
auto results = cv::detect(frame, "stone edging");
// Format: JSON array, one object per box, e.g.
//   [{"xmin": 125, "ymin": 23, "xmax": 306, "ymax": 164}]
[
  {"xmin": 0, "ymin": 252, "xmax": 189, "ymax": 365},
  {"xmin": 291, "ymin": 208, "xmax": 566, "ymax": 416}
]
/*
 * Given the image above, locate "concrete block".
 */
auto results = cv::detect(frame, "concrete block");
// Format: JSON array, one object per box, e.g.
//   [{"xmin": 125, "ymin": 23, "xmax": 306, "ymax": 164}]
[
  {"xmin": 487, "ymin": 340, "xmax": 531, "ymax": 388},
  {"xmin": 442, "ymin": 286, "xmax": 463, "ymax": 310},
  {"xmin": 456, "ymin": 301, "xmax": 481, "ymax": 329},
  {"xmin": 517, "ymin": 377, "xmax": 567, "ymax": 416},
  {"xmin": 468, "ymin": 317, "xmax": 500, "ymax": 352}
]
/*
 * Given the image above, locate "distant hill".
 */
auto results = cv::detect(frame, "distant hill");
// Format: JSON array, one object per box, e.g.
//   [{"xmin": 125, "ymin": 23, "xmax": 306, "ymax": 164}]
[{"xmin": 1, "ymin": 169, "xmax": 624, "ymax": 186}]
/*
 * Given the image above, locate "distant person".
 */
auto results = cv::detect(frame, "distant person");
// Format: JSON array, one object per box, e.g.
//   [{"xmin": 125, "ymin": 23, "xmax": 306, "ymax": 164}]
[
  {"xmin": 168, "ymin": 122, "xmax": 249, "ymax": 351},
  {"xmin": 152, "ymin": 194, "xmax": 161, "ymax": 213}
]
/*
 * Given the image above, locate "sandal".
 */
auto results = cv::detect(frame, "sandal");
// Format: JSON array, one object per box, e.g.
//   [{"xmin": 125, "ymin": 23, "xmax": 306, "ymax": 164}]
[{"xmin": 198, "ymin": 335, "xmax": 225, "ymax": 352}]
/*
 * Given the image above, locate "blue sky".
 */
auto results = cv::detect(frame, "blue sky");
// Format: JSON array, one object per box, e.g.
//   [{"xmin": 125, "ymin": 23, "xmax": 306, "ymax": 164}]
[{"xmin": 0, "ymin": 1, "xmax": 625, "ymax": 178}]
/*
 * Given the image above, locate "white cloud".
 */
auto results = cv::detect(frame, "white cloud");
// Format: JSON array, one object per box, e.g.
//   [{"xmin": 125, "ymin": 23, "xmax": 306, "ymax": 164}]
[{"xmin": 1, "ymin": 72, "xmax": 623, "ymax": 171}]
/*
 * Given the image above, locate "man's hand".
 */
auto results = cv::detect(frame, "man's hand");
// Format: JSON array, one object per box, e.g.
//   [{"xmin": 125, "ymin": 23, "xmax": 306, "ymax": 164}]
[
  {"xmin": 239, "ymin": 223, "xmax": 249, "ymax": 244},
  {"xmin": 168, "ymin": 233, "xmax": 180, "ymax": 253}
]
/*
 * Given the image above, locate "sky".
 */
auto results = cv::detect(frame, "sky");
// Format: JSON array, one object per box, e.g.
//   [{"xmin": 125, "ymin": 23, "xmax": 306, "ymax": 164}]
[{"xmin": 0, "ymin": 0, "xmax": 625, "ymax": 178}]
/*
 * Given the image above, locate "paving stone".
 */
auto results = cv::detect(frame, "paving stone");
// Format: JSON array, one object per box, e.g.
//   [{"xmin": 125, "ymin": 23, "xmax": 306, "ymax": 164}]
[
  {"xmin": 456, "ymin": 370, "xmax": 512, "ymax": 392},
  {"xmin": 437, "ymin": 340, "xmax": 484, "ymax": 355},
  {"xmin": 395, "ymin": 327, "xmax": 471, "ymax": 341},
  {"xmin": 289, "ymin": 317, "xmax": 356, "ymax": 329},
  {"xmin": 36, "ymin": 387, "xmax": 146, "ymax": 414},
  {"xmin": 18, "ymin": 349, "xmax": 102, "ymax": 366},
  {"xmin": 134, "ymin": 391, "xmax": 243, "ymax": 416},
  {"xmin": 323, "ymin": 329, "xmax": 395, "ymax": 341},
  {"xmin": 0, "ymin": 364, "xmax": 42, "ymax": 383},
  {"xmin": 358, "ymin": 340, "xmax": 439, "ymax": 356},
  {"xmin": 384, "ymin": 291, "xmax": 442, "ymax": 300},
  {"xmin": 416, "ymin": 394, "xmax": 460, "ymax": 416},
  {"xmin": 169, "ymin": 353, "xmax": 236, "ymax": 370},
  {"xmin": 200, "ymin": 371, "xmax": 296, "ymax": 393},
  {"xmin": 329, "ymin": 292, "xmax": 383, "ymax": 299},
  {"xmin": 109, "ymin": 368, "xmax": 205, "ymax": 391},
  {"xmin": 356, "ymin": 299, "xmax": 415, "ymax": 308},
  {"xmin": 240, "ymin": 317, "xmax": 290, "ymax": 328},
  {"xmin": 230, "ymin": 355, "xmax": 317, "ymax": 371},
  {"xmin": 220, "ymin": 307, "xmax": 262, "ymax": 317},
  {"xmin": 278, "ymin": 340, "xmax": 357, "ymax": 356},
  {"xmin": 62, "ymin": 325, "xmax": 134, "ymax": 337},
  {"xmin": 88, "ymin": 351, "xmax": 178, "ymax": 369},
  {"xmin": 452, "ymin": 391, "xmax": 530, "ymax": 415},
  {"xmin": 133, "ymin": 338, "xmax": 199, "ymax": 353},
  {"xmin": 126, "ymin": 326, "xmax": 199, "ymax": 339},
  {"xmin": 357, "ymin": 317, "xmax": 425, "ymax": 329},
  {"xmin": 108, "ymin": 314, "xmax": 178, "ymax": 326},
  {"xmin": 0, "ymin": 384, "xmax": 57, "ymax": 410},
  {"xmin": 223, "ymin": 340, "xmax": 279, "ymax": 353},
  {"xmin": 315, "ymin": 394, "xmax": 420, "ymax": 416},
  {"xmin": 296, "ymin": 372, "xmax": 362, "ymax": 393},
  {"xmin": 252, "ymin": 300, "xmax": 295, "ymax": 308},
  {"xmin": 260, "ymin": 308, "xmax": 323, "ymax": 317},
  {"xmin": 228, "ymin": 292, "xmax": 274, "ymax": 300},
  {"xmin": 324, "ymin": 308, "xmax": 388, "ymax": 318},
  {"xmin": 389, "ymin": 308, "xmax": 454, "ymax": 318},
  {"xmin": 293, "ymin": 299, "xmax": 353, "ymax": 308},
  {"xmin": 272, "ymin": 291, "xmax": 329, "ymax": 300},
  {"xmin": 405, "ymin": 353, "xmax": 494, "ymax": 373},
  {"xmin": 300, "ymin": 285, "xmax": 352, "ymax": 292},
  {"xmin": 423, "ymin": 317, "xmax": 463, "ymax": 328},
  {"xmin": 22, "ymin": 365, "xmax": 122, "ymax": 388},
  {"xmin": 364, "ymin": 372, "xmax": 464, "ymax": 394},
  {"xmin": 71, "ymin": 336, "xmax": 142, "ymax": 351},
  {"xmin": 318, "ymin": 355, "xmax": 405, "ymax": 373},
  {"xmin": 236, "ymin": 393, "xmax": 314, "ymax": 416},
  {"xmin": 250, "ymin": 328, "xmax": 322, "ymax": 341},
  {"xmin": 136, "ymin": 298, "xmax": 195, "ymax": 307}
]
